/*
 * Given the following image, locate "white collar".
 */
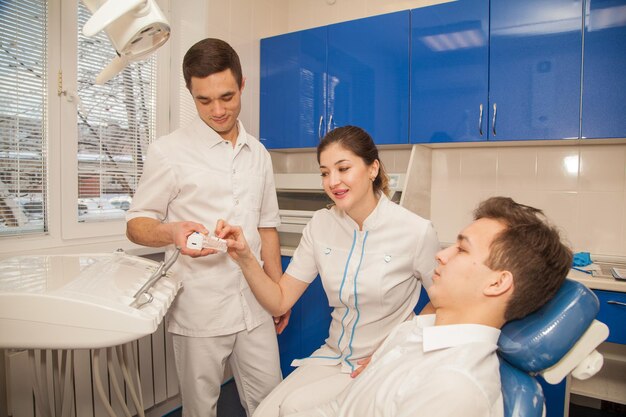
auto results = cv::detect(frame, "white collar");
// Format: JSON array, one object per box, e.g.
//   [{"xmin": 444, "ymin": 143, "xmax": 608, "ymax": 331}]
[
  {"xmin": 415, "ymin": 315, "xmax": 501, "ymax": 353},
  {"xmin": 191, "ymin": 116, "xmax": 248, "ymax": 149},
  {"xmin": 335, "ymin": 193, "xmax": 390, "ymax": 231}
]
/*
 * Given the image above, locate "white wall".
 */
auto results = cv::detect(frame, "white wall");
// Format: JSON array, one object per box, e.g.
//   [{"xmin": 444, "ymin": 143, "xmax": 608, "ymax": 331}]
[{"xmin": 284, "ymin": 0, "xmax": 454, "ymax": 32}]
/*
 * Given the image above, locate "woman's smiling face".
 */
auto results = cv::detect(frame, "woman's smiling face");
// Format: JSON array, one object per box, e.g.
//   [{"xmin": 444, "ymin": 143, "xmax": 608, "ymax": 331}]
[{"xmin": 319, "ymin": 142, "xmax": 379, "ymax": 220}]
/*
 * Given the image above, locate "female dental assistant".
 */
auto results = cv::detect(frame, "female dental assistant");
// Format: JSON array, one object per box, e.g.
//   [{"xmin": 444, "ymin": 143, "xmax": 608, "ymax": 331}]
[{"xmin": 217, "ymin": 126, "xmax": 440, "ymax": 417}]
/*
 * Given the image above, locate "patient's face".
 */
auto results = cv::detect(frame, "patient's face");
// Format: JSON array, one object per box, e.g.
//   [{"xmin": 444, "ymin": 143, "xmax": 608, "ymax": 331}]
[{"xmin": 429, "ymin": 218, "xmax": 506, "ymax": 310}]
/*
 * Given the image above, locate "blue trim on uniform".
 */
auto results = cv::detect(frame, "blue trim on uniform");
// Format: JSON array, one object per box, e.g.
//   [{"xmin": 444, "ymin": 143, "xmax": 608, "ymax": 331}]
[
  {"xmin": 307, "ymin": 229, "xmax": 357, "ymax": 361},
  {"xmin": 343, "ymin": 231, "xmax": 369, "ymax": 371}
]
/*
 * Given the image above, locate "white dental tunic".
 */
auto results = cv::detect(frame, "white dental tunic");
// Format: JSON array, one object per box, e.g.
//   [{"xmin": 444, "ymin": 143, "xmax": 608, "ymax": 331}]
[
  {"xmin": 289, "ymin": 315, "xmax": 503, "ymax": 417},
  {"xmin": 127, "ymin": 116, "xmax": 280, "ymax": 336},
  {"xmin": 286, "ymin": 195, "xmax": 439, "ymax": 373}
]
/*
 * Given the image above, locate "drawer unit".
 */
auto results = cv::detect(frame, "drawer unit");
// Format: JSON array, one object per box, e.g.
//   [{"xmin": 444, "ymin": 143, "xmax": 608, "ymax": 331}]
[{"xmin": 594, "ymin": 289, "xmax": 626, "ymax": 345}]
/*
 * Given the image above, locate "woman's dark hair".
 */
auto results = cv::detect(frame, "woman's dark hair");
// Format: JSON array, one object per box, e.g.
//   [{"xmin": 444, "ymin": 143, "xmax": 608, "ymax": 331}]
[
  {"xmin": 183, "ymin": 38, "xmax": 242, "ymax": 90},
  {"xmin": 316, "ymin": 126, "xmax": 390, "ymax": 197}
]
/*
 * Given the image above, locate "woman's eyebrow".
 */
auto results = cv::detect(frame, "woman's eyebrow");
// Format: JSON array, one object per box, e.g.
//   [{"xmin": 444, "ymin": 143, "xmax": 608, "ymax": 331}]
[{"xmin": 319, "ymin": 159, "xmax": 349, "ymax": 169}]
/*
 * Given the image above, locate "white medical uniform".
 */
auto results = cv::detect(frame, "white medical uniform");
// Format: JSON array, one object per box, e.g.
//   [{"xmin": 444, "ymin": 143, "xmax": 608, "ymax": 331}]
[
  {"xmin": 287, "ymin": 315, "xmax": 504, "ymax": 417},
  {"xmin": 127, "ymin": 116, "xmax": 282, "ymax": 417},
  {"xmin": 253, "ymin": 195, "xmax": 439, "ymax": 417}
]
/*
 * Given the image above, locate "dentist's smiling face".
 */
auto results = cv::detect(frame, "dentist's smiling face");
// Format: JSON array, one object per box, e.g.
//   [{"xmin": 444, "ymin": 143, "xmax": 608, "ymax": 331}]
[
  {"xmin": 189, "ymin": 69, "xmax": 244, "ymax": 143},
  {"xmin": 319, "ymin": 143, "xmax": 379, "ymax": 221}
]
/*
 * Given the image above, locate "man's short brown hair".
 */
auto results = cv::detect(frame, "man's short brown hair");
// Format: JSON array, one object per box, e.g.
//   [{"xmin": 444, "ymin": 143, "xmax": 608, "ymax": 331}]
[
  {"xmin": 474, "ymin": 197, "xmax": 573, "ymax": 321},
  {"xmin": 182, "ymin": 38, "xmax": 243, "ymax": 90}
]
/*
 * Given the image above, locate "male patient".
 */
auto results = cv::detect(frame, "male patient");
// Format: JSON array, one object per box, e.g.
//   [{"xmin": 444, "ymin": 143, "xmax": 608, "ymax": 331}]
[{"xmin": 285, "ymin": 196, "xmax": 573, "ymax": 417}]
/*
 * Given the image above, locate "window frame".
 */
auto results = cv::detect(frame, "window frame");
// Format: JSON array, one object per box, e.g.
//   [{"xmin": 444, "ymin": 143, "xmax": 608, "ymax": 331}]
[
  {"xmin": 0, "ymin": 0, "xmax": 171, "ymax": 254},
  {"xmin": 60, "ymin": 0, "xmax": 171, "ymax": 240}
]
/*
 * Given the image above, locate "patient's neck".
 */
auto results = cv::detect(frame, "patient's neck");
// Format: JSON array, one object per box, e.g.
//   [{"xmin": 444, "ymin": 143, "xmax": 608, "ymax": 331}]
[{"xmin": 434, "ymin": 307, "xmax": 505, "ymax": 329}]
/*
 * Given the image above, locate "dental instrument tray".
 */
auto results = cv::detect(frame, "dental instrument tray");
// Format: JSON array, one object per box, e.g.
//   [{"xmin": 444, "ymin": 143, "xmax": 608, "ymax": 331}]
[
  {"xmin": 611, "ymin": 267, "xmax": 626, "ymax": 281},
  {"xmin": 0, "ymin": 252, "xmax": 181, "ymax": 349},
  {"xmin": 590, "ymin": 261, "xmax": 626, "ymax": 281}
]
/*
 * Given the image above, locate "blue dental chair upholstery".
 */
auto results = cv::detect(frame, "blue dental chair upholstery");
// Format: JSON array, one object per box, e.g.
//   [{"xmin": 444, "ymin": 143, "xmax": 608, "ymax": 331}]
[{"xmin": 497, "ymin": 279, "xmax": 609, "ymax": 417}]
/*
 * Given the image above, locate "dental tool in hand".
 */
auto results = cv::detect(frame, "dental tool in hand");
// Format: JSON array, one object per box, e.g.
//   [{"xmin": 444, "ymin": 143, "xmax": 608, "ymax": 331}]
[{"xmin": 186, "ymin": 232, "xmax": 228, "ymax": 253}]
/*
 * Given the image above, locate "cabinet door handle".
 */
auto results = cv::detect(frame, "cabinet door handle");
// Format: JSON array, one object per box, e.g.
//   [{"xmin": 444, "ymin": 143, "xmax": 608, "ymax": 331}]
[
  {"xmin": 478, "ymin": 103, "xmax": 484, "ymax": 136},
  {"xmin": 328, "ymin": 114, "xmax": 333, "ymax": 133},
  {"xmin": 318, "ymin": 116, "xmax": 324, "ymax": 139},
  {"xmin": 492, "ymin": 103, "xmax": 497, "ymax": 136},
  {"xmin": 607, "ymin": 300, "xmax": 626, "ymax": 307}
]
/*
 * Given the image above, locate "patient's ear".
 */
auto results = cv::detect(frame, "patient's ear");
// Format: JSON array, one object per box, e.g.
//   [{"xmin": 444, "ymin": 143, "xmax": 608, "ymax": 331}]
[{"xmin": 484, "ymin": 270, "xmax": 513, "ymax": 296}]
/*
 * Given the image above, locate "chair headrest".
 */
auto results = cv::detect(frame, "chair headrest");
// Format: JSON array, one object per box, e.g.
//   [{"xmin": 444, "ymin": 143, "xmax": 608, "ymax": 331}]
[{"xmin": 498, "ymin": 279, "xmax": 599, "ymax": 373}]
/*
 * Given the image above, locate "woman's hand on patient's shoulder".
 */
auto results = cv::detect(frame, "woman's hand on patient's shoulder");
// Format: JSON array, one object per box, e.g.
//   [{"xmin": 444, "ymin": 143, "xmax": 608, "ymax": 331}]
[
  {"xmin": 215, "ymin": 219, "xmax": 252, "ymax": 262},
  {"xmin": 350, "ymin": 356, "xmax": 372, "ymax": 378}
]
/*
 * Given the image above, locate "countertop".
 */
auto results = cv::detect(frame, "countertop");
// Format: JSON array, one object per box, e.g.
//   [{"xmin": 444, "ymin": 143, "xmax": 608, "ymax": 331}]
[
  {"xmin": 280, "ymin": 246, "xmax": 296, "ymax": 257},
  {"xmin": 568, "ymin": 268, "xmax": 626, "ymax": 293}
]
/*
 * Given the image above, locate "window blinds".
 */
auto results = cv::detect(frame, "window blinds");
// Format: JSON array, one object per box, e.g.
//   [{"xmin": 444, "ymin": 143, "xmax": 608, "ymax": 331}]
[
  {"xmin": 0, "ymin": 0, "xmax": 48, "ymax": 236},
  {"xmin": 76, "ymin": 0, "xmax": 156, "ymax": 223}
]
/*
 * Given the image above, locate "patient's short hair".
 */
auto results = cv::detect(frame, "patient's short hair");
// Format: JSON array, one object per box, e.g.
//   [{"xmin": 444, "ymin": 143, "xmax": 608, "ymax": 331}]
[{"xmin": 474, "ymin": 197, "xmax": 572, "ymax": 321}]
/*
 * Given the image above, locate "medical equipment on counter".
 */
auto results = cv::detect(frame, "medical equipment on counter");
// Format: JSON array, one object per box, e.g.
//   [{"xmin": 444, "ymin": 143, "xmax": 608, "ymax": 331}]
[
  {"xmin": 0, "ymin": 250, "xmax": 181, "ymax": 417},
  {"xmin": 498, "ymin": 279, "xmax": 609, "ymax": 417},
  {"xmin": 81, "ymin": 0, "xmax": 170, "ymax": 84}
]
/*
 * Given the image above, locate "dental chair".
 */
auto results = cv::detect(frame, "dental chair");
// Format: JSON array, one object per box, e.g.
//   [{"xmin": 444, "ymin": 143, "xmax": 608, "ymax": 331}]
[{"xmin": 498, "ymin": 279, "xmax": 609, "ymax": 417}]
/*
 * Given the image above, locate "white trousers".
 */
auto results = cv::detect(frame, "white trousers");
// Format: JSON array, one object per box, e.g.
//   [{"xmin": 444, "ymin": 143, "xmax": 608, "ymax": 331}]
[
  {"xmin": 252, "ymin": 364, "xmax": 354, "ymax": 417},
  {"xmin": 172, "ymin": 319, "xmax": 282, "ymax": 417}
]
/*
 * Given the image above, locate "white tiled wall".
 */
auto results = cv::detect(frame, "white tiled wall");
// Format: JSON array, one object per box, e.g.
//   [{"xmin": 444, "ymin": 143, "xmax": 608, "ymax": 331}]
[
  {"xmin": 272, "ymin": 143, "xmax": 626, "ymax": 258},
  {"xmin": 430, "ymin": 144, "xmax": 626, "ymax": 257}
]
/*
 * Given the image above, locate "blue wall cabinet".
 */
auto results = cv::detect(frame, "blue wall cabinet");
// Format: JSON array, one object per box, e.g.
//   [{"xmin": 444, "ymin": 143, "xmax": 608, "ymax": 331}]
[
  {"xmin": 326, "ymin": 11, "xmax": 410, "ymax": 144},
  {"xmin": 411, "ymin": 0, "xmax": 583, "ymax": 143},
  {"xmin": 260, "ymin": 11, "xmax": 410, "ymax": 149},
  {"xmin": 582, "ymin": 0, "xmax": 626, "ymax": 139},
  {"xmin": 260, "ymin": 28, "xmax": 326, "ymax": 149},
  {"xmin": 489, "ymin": 0, "xmax": 582, "ymax": 141},
  {"xmin": 410, "ymin": 0, "xmax": 489, "ymax": 143}
]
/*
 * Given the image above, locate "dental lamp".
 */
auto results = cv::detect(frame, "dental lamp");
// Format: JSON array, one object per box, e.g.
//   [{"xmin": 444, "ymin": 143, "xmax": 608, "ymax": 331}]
[{"xmin": 81, "ymin": 0, "xmax": 170, "ymax": 84}]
